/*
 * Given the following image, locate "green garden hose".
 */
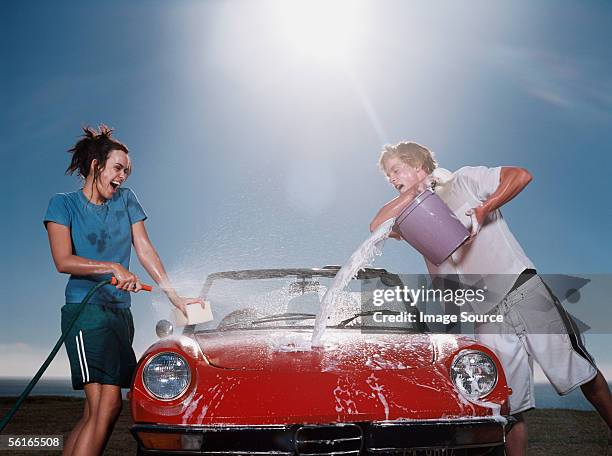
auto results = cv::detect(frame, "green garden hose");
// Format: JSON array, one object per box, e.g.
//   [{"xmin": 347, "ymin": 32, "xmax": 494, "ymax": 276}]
[{"xmin": 1, "ymin": 279, "xmax": 122, "ymax": 432}]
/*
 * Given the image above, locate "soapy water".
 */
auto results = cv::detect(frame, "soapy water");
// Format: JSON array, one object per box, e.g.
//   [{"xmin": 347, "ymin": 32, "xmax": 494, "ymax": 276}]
[
  {"xmin": 145, "ymin": 170, "xmax": 456, "ymax": 336},
  {"xmin": 152, "ymin": 218, "xmax": 395, "ymax": 347},
  {"xmin": 311, "ymin": 218, "xmax": 396, "ymax": 347},
  {"xmin": 149, "ymin": 280, "xmax": 206, "ymax": 325},
  {"xmin": 142, "ymin": 173, "xmax": 403, "ymax": 341}
]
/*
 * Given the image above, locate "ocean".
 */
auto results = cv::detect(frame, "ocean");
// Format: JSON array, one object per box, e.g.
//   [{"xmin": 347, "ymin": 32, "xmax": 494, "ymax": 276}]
[
  {"xmin": 0, "ymin": 377, "xmax": 84, "ymax": 398},
  {"xmin": 0, "ymin": 377, "xmax": 605, "ymax": 410}
]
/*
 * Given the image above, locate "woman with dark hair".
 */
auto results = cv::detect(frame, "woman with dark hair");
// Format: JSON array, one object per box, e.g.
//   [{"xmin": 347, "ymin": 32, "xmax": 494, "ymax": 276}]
[{"xmin": 43, "ymin": 125, "xmax": 203, "ymax": 456}]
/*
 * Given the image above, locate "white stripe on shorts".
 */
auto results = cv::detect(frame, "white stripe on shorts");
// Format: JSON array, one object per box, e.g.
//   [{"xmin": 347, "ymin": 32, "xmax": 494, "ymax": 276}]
[
  {"xmin": 77, "ymin": 330, "xmax": 90, "ymax": 382},
  {"xmin": 75, "ymin": 334, "xmax": 85, "ymax": 383}
]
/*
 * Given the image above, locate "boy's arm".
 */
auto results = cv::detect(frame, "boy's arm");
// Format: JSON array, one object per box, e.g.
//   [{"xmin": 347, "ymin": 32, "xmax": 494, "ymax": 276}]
[
  {"xmin": 467, "ymin": 166, "xmax": 532, "ymax": 238},
  {"xmin": 369, "ymin": 190, "xmax": 418, "ymax": 233}
]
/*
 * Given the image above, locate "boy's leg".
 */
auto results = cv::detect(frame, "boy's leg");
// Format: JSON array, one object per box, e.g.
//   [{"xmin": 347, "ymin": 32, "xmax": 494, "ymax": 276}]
[
  {"xmin": 516, "ymin": 276, "xmax": 597, "ymax": 388},
  {"xmin": 475, "ymin": 318, "xmax": 534, "ymax": 456},
  {"xmin": 505, "ymin": 413, "xmax": 527, "ymax": 456},
  {"xmin": 476, "ymin": 317, "xmax": 536, "ymax": 415},
  {"xmin": 580, "ymin": 370, "xmax": 612, "ymax": 430},
  {"xmin": 514, "ymin": 276, "xmax": 612, "ymax": 430},
  {"xmin": 476, "ymin": 290, "xmax": 541, "ymax": 456}
]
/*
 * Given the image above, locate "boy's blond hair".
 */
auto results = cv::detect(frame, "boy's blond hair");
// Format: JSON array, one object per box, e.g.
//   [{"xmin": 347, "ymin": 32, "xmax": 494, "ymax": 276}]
[{"xmin": 378, "ymin": 141, "xmax": 438, "ymax": 174}]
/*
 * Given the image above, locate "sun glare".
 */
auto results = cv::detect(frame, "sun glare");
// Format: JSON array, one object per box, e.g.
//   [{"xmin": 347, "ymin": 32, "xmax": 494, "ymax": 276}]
[{"xmin": 269, "ymin": 0, "xmax": 362, "ymax": 61}]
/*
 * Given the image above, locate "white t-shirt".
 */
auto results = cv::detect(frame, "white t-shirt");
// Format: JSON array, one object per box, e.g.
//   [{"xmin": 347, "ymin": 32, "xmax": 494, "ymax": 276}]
[{"xmin": 426, "ymin": 166, "xmax": 536, "ymax": 313}]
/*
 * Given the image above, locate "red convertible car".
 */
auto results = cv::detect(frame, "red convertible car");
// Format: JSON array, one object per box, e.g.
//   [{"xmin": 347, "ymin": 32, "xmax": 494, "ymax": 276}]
[{"xmin": 129, "ymin": 267, "xmax": 511, "ymax": 455}]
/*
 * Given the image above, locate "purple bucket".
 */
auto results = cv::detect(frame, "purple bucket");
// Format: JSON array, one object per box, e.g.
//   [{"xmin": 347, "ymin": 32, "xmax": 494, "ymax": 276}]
[{"xmin": 395, "ymin": 188, "xmax": 470, "ymax": 266}]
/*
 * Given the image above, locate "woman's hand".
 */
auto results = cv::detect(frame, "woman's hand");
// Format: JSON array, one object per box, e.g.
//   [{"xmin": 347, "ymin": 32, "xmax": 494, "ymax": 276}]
[
  {"xmin": 169, "ymin": 295, "xmax": 206, "ymax": 318},
  {"xmin": 111, "ymin": 263, "xmax": 143, "ymax": 292},
  {"xmin": 131, "ymin": 221, "xmax": 206, "ymax": 314}
]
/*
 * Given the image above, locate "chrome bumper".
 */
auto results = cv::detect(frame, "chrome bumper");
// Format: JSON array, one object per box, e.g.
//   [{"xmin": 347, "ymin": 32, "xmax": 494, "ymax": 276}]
[{"xmin": 132, "ymin": 417, "xmax": 510, "ymax": 455}]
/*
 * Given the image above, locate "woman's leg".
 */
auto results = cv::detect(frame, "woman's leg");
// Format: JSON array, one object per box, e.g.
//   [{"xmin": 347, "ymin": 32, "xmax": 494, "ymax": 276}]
[
  {"xmin": 93, "ymin": 385, "xmax": 124, "ymax": 451},
  {"xmin": 71, "ymin": 383, "xmax": 101, "ymax": 456},
  {"xmin": 72, "ymin": 383, "xmax": 122, "ymax": 456},
  {"xmin": 62, "ymin": 397, "xmax": 90, "ymax": 456}
]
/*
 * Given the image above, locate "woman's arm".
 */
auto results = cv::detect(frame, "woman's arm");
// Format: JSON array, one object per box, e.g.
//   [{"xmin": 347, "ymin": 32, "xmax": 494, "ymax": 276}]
[
  {"xmin": 131, "ymin": 221, "xmax": 204, "ymax": 314},
  {"xmin": 46, "ymin": 222, "xmax": 138, "ymax": 291}
]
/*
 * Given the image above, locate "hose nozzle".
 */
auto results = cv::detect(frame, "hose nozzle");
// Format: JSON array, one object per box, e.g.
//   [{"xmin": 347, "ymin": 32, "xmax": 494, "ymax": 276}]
[{"xmin": 110, "ymin": 277, "xmax": 153, "ymax": 292}]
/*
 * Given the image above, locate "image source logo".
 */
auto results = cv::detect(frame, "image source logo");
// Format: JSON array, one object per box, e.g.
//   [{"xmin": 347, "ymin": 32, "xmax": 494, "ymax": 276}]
[{"xmin": 359, "ymin": 274, "xmax": 612, "ymax": 335}]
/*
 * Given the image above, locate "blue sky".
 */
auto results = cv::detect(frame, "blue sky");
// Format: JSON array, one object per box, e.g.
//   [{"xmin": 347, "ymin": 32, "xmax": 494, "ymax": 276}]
[{"xmin": 1, "ymin": 0, "xmax": 611, "ymax": 378}]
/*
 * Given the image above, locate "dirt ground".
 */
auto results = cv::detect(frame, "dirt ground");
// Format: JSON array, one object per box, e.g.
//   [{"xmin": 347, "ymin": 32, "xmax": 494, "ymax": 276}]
[{"xmin": 0, "ymin": 396, "xmax": 609, "ymax": 455}]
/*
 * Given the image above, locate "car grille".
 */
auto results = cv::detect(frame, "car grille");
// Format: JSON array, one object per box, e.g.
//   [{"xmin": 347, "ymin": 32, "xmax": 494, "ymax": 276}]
[
  {"xmin": 132, "ymin": 418, "xmax": 505, "ymax": 455},
  {"xmin": 295, "ymin": 424, "xmax": 362, "ymax": 456}
]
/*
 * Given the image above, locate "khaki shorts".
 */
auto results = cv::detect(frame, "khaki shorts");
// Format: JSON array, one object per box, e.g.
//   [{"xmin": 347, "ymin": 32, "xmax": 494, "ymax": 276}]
[{"xmin": 475, "ymin": 274, "xmax": 597, "ymax": 414}]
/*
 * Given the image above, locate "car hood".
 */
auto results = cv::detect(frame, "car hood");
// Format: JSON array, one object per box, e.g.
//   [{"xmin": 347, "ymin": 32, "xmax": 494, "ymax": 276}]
[
  {"xmin": 194, "ymin": 329, "xmax": 434, "ymax": 372},
  {"xmin": 132, "ymin": 331, "xmax": 510, "ymax": 424}
]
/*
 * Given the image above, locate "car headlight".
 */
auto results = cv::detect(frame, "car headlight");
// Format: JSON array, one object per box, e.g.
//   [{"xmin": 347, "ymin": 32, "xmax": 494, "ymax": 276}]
[
  {"xmin": 451, "ymin": 350, "xmax": 498, "ymax": 399},
  {"xmin": 143, "ymin": 352, "xmax": 191, "ymax": 400}
]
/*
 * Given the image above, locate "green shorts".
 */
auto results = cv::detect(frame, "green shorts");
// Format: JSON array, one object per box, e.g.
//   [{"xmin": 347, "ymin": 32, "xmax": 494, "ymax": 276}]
[{"xmin": 61, "ymin": 303, "xmax": 137, "ymax": 390}]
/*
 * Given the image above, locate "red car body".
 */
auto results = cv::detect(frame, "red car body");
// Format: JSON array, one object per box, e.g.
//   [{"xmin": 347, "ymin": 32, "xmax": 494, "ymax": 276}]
[{"xmin": 130, "ymin": 268, "xmax": 511, "ymax": 455}]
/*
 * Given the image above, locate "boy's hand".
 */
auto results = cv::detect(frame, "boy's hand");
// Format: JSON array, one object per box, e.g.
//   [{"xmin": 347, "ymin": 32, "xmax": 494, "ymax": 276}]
[
  {"xmin": 389, "ymin": 226, "xmax": 402, "ymax": 240},
  {"xmin": 465, "ymin": 205, "xmax": 489, "ymax": 241}
]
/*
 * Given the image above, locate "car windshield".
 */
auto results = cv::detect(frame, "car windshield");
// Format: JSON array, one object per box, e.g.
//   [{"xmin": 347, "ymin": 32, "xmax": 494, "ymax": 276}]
[{"xmin": 191, "ymin": 269, "xmax": 425, "ymax": 333}]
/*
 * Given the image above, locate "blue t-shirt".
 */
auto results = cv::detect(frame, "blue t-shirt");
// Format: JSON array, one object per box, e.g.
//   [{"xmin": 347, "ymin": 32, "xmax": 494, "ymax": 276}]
[{"xmin": 43, "ymin": 188, "xmax": 147, "ymax": 308}]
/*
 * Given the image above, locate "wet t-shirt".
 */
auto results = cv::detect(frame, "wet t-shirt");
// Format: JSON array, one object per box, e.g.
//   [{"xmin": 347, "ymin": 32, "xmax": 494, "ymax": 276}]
[
  {"xmin": 43, "ymin": 188, "xmax": 147, "ymax": 308},
  {"xmin": 427, "ymin": 167, "xmax": 535, "ymax": 313}
]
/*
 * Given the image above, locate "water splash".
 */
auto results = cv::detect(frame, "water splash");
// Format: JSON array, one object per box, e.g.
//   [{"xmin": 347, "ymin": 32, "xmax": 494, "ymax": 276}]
[
  {"xmin": 311, "ymin": 218, "xmax": 395, "ymax": 347},
  {"xmin": 268, "ymin": 331, "xmax": 312, "ymax": 352}
]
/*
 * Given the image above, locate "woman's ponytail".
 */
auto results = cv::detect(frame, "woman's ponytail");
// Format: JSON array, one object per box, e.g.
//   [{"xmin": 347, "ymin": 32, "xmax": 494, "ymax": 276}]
[{"xmin": 66, "ymin": 125, "xmax": 128, "ymax": 179}]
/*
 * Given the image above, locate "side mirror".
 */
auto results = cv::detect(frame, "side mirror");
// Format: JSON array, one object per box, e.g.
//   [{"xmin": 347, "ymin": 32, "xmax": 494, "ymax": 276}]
[{"xmin": 156, "ymin": 319, "xmax": 173, "ymax": 338}]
